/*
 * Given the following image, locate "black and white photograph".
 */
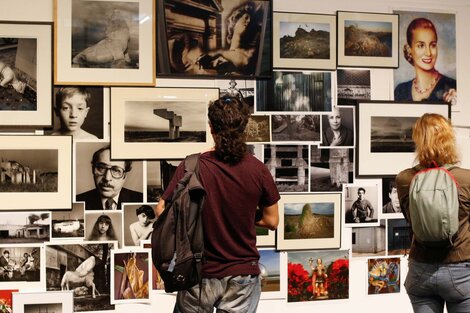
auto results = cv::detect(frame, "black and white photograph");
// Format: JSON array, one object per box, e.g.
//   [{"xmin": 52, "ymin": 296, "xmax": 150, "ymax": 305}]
[
  {"xmin": 0, "ymin": 136, "xmax": 72, "ymax": 211},
  {"xmin": 44, "ymin": 87, "xmax": 104, "ymax": 140},
  {"xmin": 0, "ymin": 245, "xmax": 41, "ymax": 282},
  {"xmin": 157, "ymin": 0, "xmax": 272, "ymax": 78},
  {"xmin": 351, "ymin": 220, "xmax": 386, "ymax": 257},
  {"xmin": 271, "ymin": 115, "xmax": 320, "ymax": 143},
  {"xmin": 321, "ymin": 106, "xmax": 355, "ymax": 148},
  {"xmin": 51, "ymin": 202, "xmax": 85, "ymax": 239},
  {"xmin": 256, "ymin": 71, "xmax": 332, "ymax": 112},
  {"xmin": 216, "ymin": 79, "xmax": 255, "ymax": 113},
  {"xmin": 45, "ymin": 242, "xmax": 116, "ymax": 312},
  {"xmin": 0, "ymin": 22, "xmax": 52, "ymax": 127},
  {"xmin": 246, "ymin": 115, "xmax": 270, "ymax": 143},
  {"xmin": 146, "ymin": 159, "xmax": 181, "ymax": 202},
  {"xmin": 0, "ymin": 212, "xmax": 50, "ymax": 243},
  {"xmin": 356, "ymin": 101, "xmax": 449, "ymax": 177},
  {"xmin": 382, "ymin": 177, "xmax": 402, "ymax": 215},
  {"xmin": 273, "ymin": 12, "xmax": 336, "ymax": 70},
  {"xmin": 344, "ymin": 184, "xmax": 380, "ymax": 227},
  {"xmin": 84, "ymin": 211, "xmax": 123, "ymax": 248},
  {"xmin": 55, "ymin": 0, "xmax": 155, "ymax": 85},
  {"xmin": 337, "ymin": 69, "xmax": 371, "ymax": 105},
  {"xmin": 387, "ymin": 218, "xmax": 411, "ymax": 256},
  {"xmin": 110, "ymin": 87, "xmax": 218, "ymax": 159},
  {"xmin": 310, "ymin": 146, "xmax": 353, "ymax": 192},
  {"xmin": 122, "ymin": 203, "xmax": 156, "ymax": 247},
  {"xmin": 13, "ymin": 291, "xmax": 73, "ymax": 313},
  {"xmin": 264, "ymin": 144, "xmax": 309, "ymax": 193}
]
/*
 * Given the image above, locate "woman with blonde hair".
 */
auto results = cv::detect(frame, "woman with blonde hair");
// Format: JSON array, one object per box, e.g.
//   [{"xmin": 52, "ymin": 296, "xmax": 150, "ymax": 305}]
[{"xmin": 396, "ymin": 113, "xmax": 470, "ymax": 313}]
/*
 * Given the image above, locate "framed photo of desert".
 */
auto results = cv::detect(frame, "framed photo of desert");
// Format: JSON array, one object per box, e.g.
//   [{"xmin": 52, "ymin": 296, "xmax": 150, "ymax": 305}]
[
  {"xmin": 277, "ymin": 193, "xmax": 342, "ymax": 250},
  {"xmin": 54, "ymin": 0, "xmax": 155, "ymax": 86},
  {"xmin": 0, "ymin": 21, "xmax": 52, "ymax": 127},
  {"xmin": 110, "ymin": 87, "xmax": 219, "ymax": 159},
  {"xmin": 0, "ymin": 135, "xmax": 72, "ymax": 210},
  {"xmin": 356, "ymin": 101, "xmax": 450, "ymax": 177},
  {"xmin": 12, "ymin": 291, "xmax": 74, "ymax": 313},
  {"xmin": 337, "ymin": 11, "xmax": 399, "ymax": 68},
  {"xmin": 273, "ymin": 12, "xmax": 336, "ymax": 70}
]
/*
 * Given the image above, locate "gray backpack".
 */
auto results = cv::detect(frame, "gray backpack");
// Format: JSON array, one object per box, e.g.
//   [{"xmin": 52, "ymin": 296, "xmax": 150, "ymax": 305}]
[{"xmin": 408, "ymin": 163, "xmax": 459, "ymax": 247}]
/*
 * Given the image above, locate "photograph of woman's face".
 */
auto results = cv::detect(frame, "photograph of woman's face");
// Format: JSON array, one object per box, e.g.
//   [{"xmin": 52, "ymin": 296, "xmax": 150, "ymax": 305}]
[
  {"xmin": 409, "ymin": 27, "xmax": 438, "ymax": 71},
  {"xmin": 328, "ymin": 109, "xmax": 342, "ymax": 131},
  {"xmin": 98, "ymin": 220, "xmax": 110, "ymax": 234}
]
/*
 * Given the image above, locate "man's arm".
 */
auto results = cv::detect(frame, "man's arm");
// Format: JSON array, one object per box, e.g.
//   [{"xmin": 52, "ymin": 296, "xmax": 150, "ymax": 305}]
[
  {"xmin": 367, "ymin": 200, "xmax": 375, "ymax": 218},
  {"xmin": 255, "ymin": 202, "xmax": 279, "ymax": 231}
]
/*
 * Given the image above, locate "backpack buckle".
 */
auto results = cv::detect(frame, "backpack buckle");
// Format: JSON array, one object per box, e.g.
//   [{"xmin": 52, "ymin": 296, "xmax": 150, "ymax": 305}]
[{"xmin": 194, "ymin": 253, "xmax": 203, "ymax": 261}]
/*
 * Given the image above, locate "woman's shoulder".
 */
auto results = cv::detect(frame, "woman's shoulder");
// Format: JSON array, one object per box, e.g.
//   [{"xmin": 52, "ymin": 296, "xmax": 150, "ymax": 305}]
[
  {"xmin": 438, "ymin": 74, "xmax": 456, "ymax": 88},
  {"xmin": 394, "ymin": 80, "xmax": 413, "ymax": 100}
]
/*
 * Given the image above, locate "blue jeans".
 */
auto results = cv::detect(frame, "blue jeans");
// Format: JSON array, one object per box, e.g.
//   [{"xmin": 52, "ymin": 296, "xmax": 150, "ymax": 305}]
[
  {"xmin": 405, "ymin": 260, "xmax": 470, "ymax": 313},
  {"xmin": 173, "ymin": 275, "xmax": 261, "ymax": 313}
]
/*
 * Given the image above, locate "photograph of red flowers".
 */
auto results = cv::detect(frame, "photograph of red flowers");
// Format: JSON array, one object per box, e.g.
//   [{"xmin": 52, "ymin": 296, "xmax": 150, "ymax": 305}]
[{"xmin": 287, "ymin": 250, "xmax": 349, "ymax": 302}]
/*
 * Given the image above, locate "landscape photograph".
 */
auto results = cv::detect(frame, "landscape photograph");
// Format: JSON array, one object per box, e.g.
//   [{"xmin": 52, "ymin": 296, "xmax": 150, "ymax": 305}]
[
  {"xmin": 271, "ymin": 115, "xmax": 320, "ymax": 142},
  {"xmin": 370, "ymin": 116, "xmax": 416, "ymax": 153},
  {"xmin": 0, "ymin": 212, "xmax": 50, "ymax": 243},
  {"xmin": 259, "ymin": 249, "xmax": 281, "ymax": 294},
  {"xmin": 283, "ymin": 202, "xmax": 334, "ymax": 240},
  {"xmin": 344, "ymin": 20, "xmax": 392, "ymax": 57},
  {"xmin": 279, "ymin": 21, "xmax": 330, "ymax": 59}
]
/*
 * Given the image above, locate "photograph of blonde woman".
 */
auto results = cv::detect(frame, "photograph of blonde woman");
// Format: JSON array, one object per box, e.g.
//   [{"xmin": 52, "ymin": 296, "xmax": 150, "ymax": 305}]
[{"xmin": 394, "ymin": 12, "xmax": 456, "ymax": 105}]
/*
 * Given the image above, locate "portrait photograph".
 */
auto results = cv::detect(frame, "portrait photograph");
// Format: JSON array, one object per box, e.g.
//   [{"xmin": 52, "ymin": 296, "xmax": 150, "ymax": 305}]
[
  {"xmin": 216, "ymin": 79, "xmax": 255, "ymax": 113},
  {"xmin": 0, "ymin": 22, "xmax": 52, "ymax": 127},
  {"xmin": 157, "ymin": 0, "xmax": 272, "ymax": 78},
  {"xmin": 146, "ymin": 159, "xmax": 181, "ymax": 203},
  {"xmin": 264, "ymin": 144, "xmax": 309, "ymax": 193},
  {"xmin": 0, "ymin": 136, "xmax": 72, "ymax": 210},
  {"xmin": 367, "ymin": 257, "xmax": 400, "ymax": 295},
  {"xmin": 393, "ymin": 10, "xmax": 457, "ymax": 107},
  {"xmin": 84, "ymin": 211, "xmax": 123, "ymax": 248},
  {"xmin": 321, "ymin": 106, "xmax": 355, "ymax": 148},
  {"xmin": 54, "ymin": 0, "xmax": 155, "ymax": 85},
  {"xmin": 44, "ymin": 86, "xmax": 104, "ymax": 140},
  {"xmin": 351, "ymin": 220, "xmax": 386, "ymax": 257},
  {"xmin": 256, "ymin": 71, "xmax": 333, "ymax": 113},
  {"xmin": 381, "ymin": 176, "xmax": 402, "ymax": 216},
  {"xmin": 12, "ymin": 291, "xmax": 73, "ymax": 313},
  {"xmin": 51, "ymin": 202, "xmax": 85, "ymax": 239},
  {"xmin": 387, "ymin": 218, "xmax": 411, "ymax": 256},
  {"xmin": 337, "ymin": 11, "xmax": 399, "ymax": 68},
  {"xmin": 0, "ymin": 212, "xmax": 50, "ymax": 244},
  {"xmin": 287, "ymin": 250, "xmax": 349, "ymax": 302},
  {"xmin": 111, "ymin": 249, "xmax": 151, "ymax": 304},
  {"xmin": 246, "ymin": 115, "xmax": 270, "ymax": 143},
  {"xmin": 122, "ymin": 203, "xmax": 157, "ymax": 247},
  {"xmin": 310, "ymin": 146, "xmax": 354, "ymax": 192},
  {"xmin": 0, "ymin": 244, "xmax": 42, "ymax": 283},
  {"xmin": 337, "ymin": 69, "xmax": 371, "ymax": 106},
  {"xmin": 110, "ymin": 87, "xmax": 218, "ymax": 159},
  {"xmin": 344, "ymin": 184, "xmax": 380, "ymax": 227},
  {"xmin": 277, "ymin": 193, "xmax": 342, "ymax": 251},
  {"xmin": 271, "ymin": 115, "xmax": 320, "ymax": 143},
  {"xmin": 273, "ymin": 12, "xmax": 336, "ymax": 70},
  {"xmin": 258, "ymin": 248, "xmax": 285, "ymax": 299},
  {"xmin": 45, "ymin": 242, "xmax": 116, "ymax": 312}
]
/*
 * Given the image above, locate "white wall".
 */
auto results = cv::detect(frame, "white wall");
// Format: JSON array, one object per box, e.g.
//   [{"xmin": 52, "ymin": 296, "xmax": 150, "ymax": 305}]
[{"xmin": 2, "ymin": 1, "xmax": 469, "ymax": 312}]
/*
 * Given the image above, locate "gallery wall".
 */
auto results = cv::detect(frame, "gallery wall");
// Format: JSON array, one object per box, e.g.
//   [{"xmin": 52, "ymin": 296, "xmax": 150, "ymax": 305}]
[{"xmin": 1, "ymin": 0, "xmax": 469, "ymax": 313}]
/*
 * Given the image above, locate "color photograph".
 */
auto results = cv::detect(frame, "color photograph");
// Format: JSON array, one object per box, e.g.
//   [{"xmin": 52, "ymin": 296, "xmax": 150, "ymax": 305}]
[
  {"xmin": 259, "ymin": 248, "xmax": 284, "ymax": 299},
  {"xmin": 351, "ymin": 220, "xmax": 386, "ymax": 257},
  {"xmin": 387, "ymin": 219, "xmax": 411, "ymax": 256},
  {"xmin": 367, "ymin": 257, "xmax": 400, "ymax": 295},
  {"xmin": 246, "ymin": 115, "xmax": 270, "ymax": 143}
]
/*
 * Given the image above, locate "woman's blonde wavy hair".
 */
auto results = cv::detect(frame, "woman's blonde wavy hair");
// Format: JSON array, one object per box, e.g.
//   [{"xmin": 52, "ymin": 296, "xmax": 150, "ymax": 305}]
[{"xmin": 412, "ymin": 113, "xmax": 459, "ymax": 167}]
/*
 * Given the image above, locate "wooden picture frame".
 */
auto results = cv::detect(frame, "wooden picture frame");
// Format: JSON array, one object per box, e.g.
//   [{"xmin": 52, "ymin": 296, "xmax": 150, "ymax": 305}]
[
  {"xmin": 54, "ymin": 0, "xmax": 155, "ymax": 86},
  {"xmin": 273, "ymin": 12, "xmax": 336, "ymax": 70},
  {"xmin": 0, "ymin": 135, "xmax": 72, "ymax": 210},
  {"xmin": 110, "ymin": 87, "xmax": 219, "ymax": 159},
  {"xmin": 356, "ymin": 101, "xmax": 450, "ymax": 177},
  {"xmin": 337, "ymin": 11, "xmax": 399, "ymax": 68},
  {"xmin": 0, "ymin": 21, "xmax": 52, "ymax": 127}
]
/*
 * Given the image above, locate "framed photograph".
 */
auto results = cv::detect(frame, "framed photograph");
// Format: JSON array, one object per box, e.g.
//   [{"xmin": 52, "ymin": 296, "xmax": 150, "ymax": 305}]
[
  {"xmin": 0, "ymin": 244, "xmax": 43, "ymax": 285},
  {"xmin": 287, "ymin": 250, "xmax": 349, "ymax": 302},
  {"xmin": 111, "ymin": 248, "xmax": 151, "ymax": 304},
  {"xmin": 0, "ymin": 135, "xmax": 72, "ymax": 210},
  {"xmin": 45, "ymin": 241, "xmax": 117, "ymax": 312},
  {"xmin": 356, "ymin": 101, "xmax": 450, "ymax": 177},
  {"xmin": 337, "ymin": 11, "xmax": 399, "ymax": 68},
  {"xmin": 0, "ymin": 21, "xmax": 52, "ymax": 127},
  {"xmin": 344, "ymin": 183, "xmax": 380, "ymax": 227},
  {"xmin": 12, "ymin": 291, "xmax": 74, "ymax": 313},
  {"xmin": 277, "ymin": 193, "xmax": 342, "ymax": 250},
  {"xmin": 110, "ymin": 87, "xmax": 219, "ymax": 159},
  {"xmin": 367, "ymin": 257, "xmax": 401, "ymax": 295},
  {"xmin": 258, "ymin": 248, "xmax": 286, "ymax": 299},
  {"xmin": 337, "ymin": 69, "xmax": 371, "ymax": 106},
  {"xmin": 51, "ymin": 202, "xmax": 85, "ymax": 239},
  {"xmin": 273, "ymin": 12, "xmax": 336, "ymax": 70},
  {"xmin": 0, "ymin": 211, "xmax": 51, "ymax": 243},
  {"xmin": 157, "ymin": 0, "xmax": 272, "ymax": 79},
  {"xmin": 256, "ymin": 226, "xmax": 275, "ymax": 247},
  {"xmin": 54, "ymin": 0, "xmax": 155, "ymax": 86},
  {"xmin": 351, "ymin": 220, "xmax": 386, "ymax": 258}
]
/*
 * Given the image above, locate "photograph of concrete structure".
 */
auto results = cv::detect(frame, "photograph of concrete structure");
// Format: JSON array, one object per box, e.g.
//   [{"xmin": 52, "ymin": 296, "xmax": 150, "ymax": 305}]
[
  {"xmin": 310, "ymin": 146, "xmax": 353, "ymax": 192},
  {"xmin": 387, "ymin": 218, "xmax": 411, "ymax": 256},
  {"xmin": 0, "ymin": 212, "xmax": 50, "ymax": 243},
  {"xmin": 351, "ymin": 220, "xmax": 386, "ymax": 257},
  {"xmin": 51, "ymin": 203, "xmax": 84, "ymax": 239}
]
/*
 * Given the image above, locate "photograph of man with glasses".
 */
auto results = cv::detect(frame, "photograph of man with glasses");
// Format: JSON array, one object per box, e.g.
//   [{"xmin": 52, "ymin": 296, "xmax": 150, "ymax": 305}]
[{"xmin": 76, "ymin": 145, "xmax": 143, "ymax": 210}]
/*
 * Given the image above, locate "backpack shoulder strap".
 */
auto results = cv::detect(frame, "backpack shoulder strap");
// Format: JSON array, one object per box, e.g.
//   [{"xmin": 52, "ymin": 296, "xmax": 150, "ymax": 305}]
[
  {"xmin": 184, "ymin": 153, "xmax": 201, "ymax": 175},
  {"xmin": 442, "ymin": 164, "xmax": 457, "ymax": 171}
]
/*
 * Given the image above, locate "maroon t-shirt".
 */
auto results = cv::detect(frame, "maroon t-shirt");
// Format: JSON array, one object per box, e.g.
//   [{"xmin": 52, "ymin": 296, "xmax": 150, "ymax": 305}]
[{"xmin": 161, "ymin": 151, "xmax": 280, "ymax": 278}]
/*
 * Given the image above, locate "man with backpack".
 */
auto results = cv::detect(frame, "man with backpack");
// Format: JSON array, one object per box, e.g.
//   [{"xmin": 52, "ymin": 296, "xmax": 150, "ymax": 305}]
[
  {"xmin": 396, "ymin": 113, "xmax": 470, "ymax": 313},
  {"xmin": 155, "ymin": 96, "xmax": 280, "ymax": 313}
]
